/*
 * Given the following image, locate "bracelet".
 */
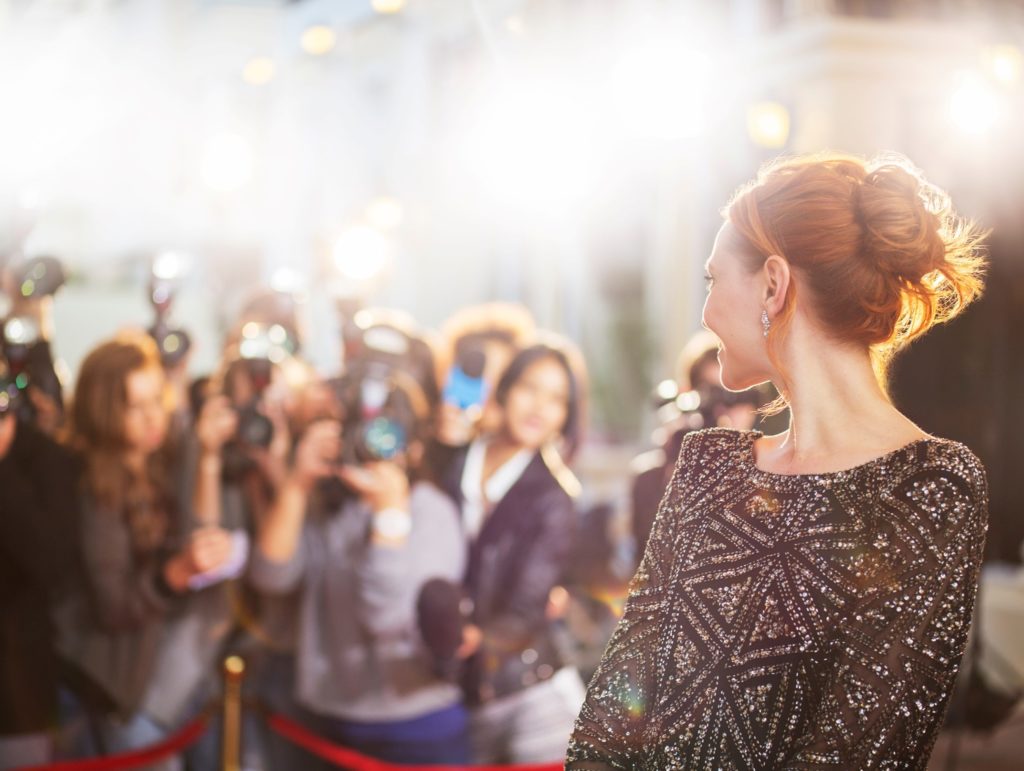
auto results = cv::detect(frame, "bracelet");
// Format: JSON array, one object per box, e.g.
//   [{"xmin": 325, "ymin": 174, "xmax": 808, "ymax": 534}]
[{"xmin": 371, "ymin": 508, "xmax": 412, "ymax": 541}]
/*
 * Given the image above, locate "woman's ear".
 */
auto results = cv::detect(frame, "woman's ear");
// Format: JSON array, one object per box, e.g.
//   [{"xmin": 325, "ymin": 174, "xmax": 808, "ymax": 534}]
[{"xmin": 762, "ymin": 255, "xmax": 791, "ymax": 317}]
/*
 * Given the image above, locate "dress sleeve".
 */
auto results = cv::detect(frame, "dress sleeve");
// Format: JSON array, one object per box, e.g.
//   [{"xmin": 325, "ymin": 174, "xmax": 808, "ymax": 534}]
[
  {"xmin": 783, "ymin": 447, "xmax": 989, "ymax": 770},
  {"xmin": 565, "ymin": 433, "xmax": 695, "ymax": 770}
]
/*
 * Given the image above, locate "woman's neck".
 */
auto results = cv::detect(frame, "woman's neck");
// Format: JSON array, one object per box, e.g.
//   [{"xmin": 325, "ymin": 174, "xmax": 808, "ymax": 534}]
[
  {"xmin": 482, "ymin": 432, "xmax": 528, "ymax": 482},
  {"xmin": 767, "ymin": 331, "xmax": 926, "ymax": 470}
]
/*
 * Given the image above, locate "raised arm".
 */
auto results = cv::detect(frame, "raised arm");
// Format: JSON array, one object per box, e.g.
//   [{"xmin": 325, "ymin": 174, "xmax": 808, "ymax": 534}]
[
  {"xmin": 250, "ymin": 420, "xmax": 339, "ymax": 594},
  {"xmin": 189, "ymin": 395, "xmax": 238, "ymax": 527}
]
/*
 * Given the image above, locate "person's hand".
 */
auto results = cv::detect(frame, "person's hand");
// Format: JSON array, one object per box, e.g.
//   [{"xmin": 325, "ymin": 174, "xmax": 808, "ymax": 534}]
[
  {"xmin": 0, "ymin": 413, "xmax": 16, "ymax": 461},
  {"xmin": 196, "ymin": 395, "xmax": 238, "ymax": 456},
  {"xmin": 184, "ymin": 526, "xmax": 235, "ymax": 574},
  {"xmin": 435, "ymin": 402, "xmax": 477, "ymax": 447},
  {"xmin": 288, "ymin": 420, "xmax": 341, "ymax": 490},
  {"xmin": 546, "ymin": 584, "xmax": 571, "ymax": 620},
  {"xmin": 249, "ymin": 400, "xmax": 291, "ymax": 490},
  {"xmin": 337, "ymin": 461, "xmax": 410, "ymax": 513},
  {"xmin": 164, "ymin": 356, "xmax": 193, "ymax": 414},
  {"xmin": 456, "ymin": 623, "xmax": 483, "ymax": 659},
  {"xmin": 162, "ymin": 526, "xmax": 234, "ymax": 591},
  {"xmin": 26, "ymin": 387, "xmax": 61, "ymax": 436}
]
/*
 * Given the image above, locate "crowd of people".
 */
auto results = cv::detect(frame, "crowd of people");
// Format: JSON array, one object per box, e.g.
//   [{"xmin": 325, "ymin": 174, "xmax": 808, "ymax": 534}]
[
  {"xmin": 3, "ymin": 283, "xmax": 732, "ymax": 770},
  {"xmin": 1, "ymin": 150, "xmax": 998, "ymax": 771}
]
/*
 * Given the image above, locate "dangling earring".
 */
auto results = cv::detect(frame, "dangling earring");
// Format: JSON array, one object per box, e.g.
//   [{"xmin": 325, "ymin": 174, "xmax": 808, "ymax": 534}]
[{"xmin": 761, "ymin": 310, "xmax": 771, "ymax": 338}]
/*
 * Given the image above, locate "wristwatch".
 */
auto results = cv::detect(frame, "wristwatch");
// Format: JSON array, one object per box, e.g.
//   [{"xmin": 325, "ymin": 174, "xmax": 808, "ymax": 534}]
[{"xmin": 372, "ymin": 507, "xmax": 412, "ymax": 540}]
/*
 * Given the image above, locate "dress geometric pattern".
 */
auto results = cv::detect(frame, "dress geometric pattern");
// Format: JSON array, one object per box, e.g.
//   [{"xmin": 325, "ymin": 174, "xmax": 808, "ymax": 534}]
[{"xmin": 566, "ymin": 428, "xmax": 988, "ymax": 770}]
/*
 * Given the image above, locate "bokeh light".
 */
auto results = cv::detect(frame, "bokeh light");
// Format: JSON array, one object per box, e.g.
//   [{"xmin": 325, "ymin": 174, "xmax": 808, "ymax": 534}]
[
  {"xmin": 243, "ymin": 57, "xmax": 276, "ymax": 86},
  {"xmin": 301, "ymin": 25, "xmax": 336, "ymax": 56},
  {"xmin": 747, "ymin": 102, "xmax": 790, "ymax": 149}
]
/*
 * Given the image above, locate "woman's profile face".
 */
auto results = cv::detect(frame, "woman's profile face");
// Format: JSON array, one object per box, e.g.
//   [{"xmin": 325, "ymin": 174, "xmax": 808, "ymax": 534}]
[
  {"xmin": 701, "ymin": 223, "xmax": 771, "ymax": 392},
  {"xmin": 502, "ymin": 356, "xmax": 570, "ymax": 451},
  {"xmin": 123, "ymin": 366, "xmax": 169, "ymax": 455}
]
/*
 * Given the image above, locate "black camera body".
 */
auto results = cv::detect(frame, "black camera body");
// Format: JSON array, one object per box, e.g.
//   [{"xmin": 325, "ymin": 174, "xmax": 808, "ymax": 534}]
[
  {"xmin": 148, "ymin": 274, "xmax": 192, "ymax": 370},
  {"xmin": 221, "ymin": 356, "xmax": 276, "ymax": 482},
  {"xmin": 0, "ymin": 256, "xmax": 66, "ymax": 423},
  {"xmin": 317, "ymin": 318, "xmax": 435, "ymax": 510},
  {"xmin": 330, "ymin": 362, "xmax": 416, "ymax": 466},
  {"xmin": 219, "ymin": 325, "xmax": 298, "ymax": 482}
]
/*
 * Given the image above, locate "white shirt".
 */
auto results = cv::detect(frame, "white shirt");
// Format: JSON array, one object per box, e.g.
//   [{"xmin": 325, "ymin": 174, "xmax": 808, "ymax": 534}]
[{"xmin": 460, "ymin": 438, "xmax": 534, "ymax": 540}]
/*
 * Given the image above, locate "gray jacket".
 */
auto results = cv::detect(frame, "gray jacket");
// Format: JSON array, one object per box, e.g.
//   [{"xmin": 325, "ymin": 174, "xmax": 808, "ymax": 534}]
[
  {"xmin": 54, "ymin": 433, "xmax": 235, "ymax": 723},
  {"xmin": 248, "ymin": 480, "xmax": 465, "ymax": 722}
]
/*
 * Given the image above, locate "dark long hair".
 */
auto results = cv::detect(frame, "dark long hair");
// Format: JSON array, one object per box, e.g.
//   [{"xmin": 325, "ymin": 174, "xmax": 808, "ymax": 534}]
[{"xmin": 494, "ymin": 341, "xmax": 587, "ymax": 462}]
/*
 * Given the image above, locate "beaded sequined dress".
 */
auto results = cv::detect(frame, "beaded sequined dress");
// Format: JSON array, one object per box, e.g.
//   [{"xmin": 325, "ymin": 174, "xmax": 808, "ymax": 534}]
[{"xmin": 566, "ymin": 428, "xmax": 988, "ymax": 770}]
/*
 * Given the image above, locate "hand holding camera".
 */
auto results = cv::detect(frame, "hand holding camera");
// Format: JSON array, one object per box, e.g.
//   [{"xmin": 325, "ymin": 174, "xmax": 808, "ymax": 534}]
[
  {"xmin": 196, "ymin": 395, "xmax": 238, "ymax": 458},
  {"xmin": 161, "ymin": 525, "xmax": 237, "ymax": 593},
  {"xmin": 1, "ymin": 256, "xmax": 66, "ymax": 432},
  {"xmin": 337, "ymin": 460, "xmax": 410, "ymax": 514}
]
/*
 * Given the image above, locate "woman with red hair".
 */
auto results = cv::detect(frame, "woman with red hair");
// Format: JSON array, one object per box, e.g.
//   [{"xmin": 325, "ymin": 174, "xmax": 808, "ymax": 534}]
[{"xmin": 567, "ymin": 153, "xmax": 989, "ymax": 769}]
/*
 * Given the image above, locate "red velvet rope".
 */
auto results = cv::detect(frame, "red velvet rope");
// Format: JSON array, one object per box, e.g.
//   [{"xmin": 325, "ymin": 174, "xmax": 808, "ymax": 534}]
[
  {"xmin": 265, "ymin": 711, "xmax": 565, "ymax": 771},
  {"xmin": 16, "ymin": 714, "xmax": 209, "ymax": 771}
]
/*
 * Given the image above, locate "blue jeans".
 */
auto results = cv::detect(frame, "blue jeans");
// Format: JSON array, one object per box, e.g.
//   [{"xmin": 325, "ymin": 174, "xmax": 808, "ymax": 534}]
[
  {"xmin": 317, "ymin": 703, "xmax": 471, "ymax": 765},
  {"xmin": 100, "ymin": 712, "xmax": 180, "ymax": 771}
]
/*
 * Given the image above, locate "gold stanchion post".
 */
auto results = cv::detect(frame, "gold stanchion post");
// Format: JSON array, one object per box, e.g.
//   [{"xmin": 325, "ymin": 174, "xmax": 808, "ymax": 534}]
[{"xmin": 221, "ymin": 655, "xmax": 245, "ymax": 771}]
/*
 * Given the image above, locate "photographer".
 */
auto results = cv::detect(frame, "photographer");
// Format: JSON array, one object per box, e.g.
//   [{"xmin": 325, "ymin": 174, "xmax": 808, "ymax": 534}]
[
  {"xmin": 212, "ymin": 346, "xmax": 293, "ymax": 525},
  {"xmin": 249, "ymin": 365, "xmax": 470, "ymax": 764},
  {"xmin": 53, "ymin": 332, "xmax": 237, "ymax": 768},
  {"xmin": 0, "ymin": 406, "xmax": 79, "ymax": 769}
]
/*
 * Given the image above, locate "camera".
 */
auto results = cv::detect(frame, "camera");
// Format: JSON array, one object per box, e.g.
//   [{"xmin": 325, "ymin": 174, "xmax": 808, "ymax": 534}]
[
  {"xmin": 11, "ymin": 255, "xmax": 65, "ymax": 299},
  {"xmin": 317, "ymin": 318, "xmax": 433, "ymax": 509},
  {"xmin": 653, "ymin": 380, "xmax": 765, "ymax": 434},
  {"xmin": 220, "ymin": 323, "xmax": 297, "ymax": 481},
  {"xmin": 330, "ymin": 362, "xmax": 419, "ymax": 467},
  {"xmin": 147, "ymin": 257, "xmax": 192, "ymax": 369},
  {"xmin": 0, "ymin": 256, "xmax": 66, "ymax": 423}
]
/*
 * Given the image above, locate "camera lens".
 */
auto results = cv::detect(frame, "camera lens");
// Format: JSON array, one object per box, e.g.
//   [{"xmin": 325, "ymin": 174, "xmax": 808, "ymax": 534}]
[
  {"xmin": 236, "ymin": 407, "xmax": 274, "ymax": 448},
  {"xmin": 361, "ymin": 417, "xmax": 407, "ymax": 461}
]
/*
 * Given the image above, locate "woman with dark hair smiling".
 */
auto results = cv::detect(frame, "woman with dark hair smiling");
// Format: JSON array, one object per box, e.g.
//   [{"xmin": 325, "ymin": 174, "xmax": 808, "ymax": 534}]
[{"xmin": 441, "ymin": 338, "xmax": 588, "ymax": 764}]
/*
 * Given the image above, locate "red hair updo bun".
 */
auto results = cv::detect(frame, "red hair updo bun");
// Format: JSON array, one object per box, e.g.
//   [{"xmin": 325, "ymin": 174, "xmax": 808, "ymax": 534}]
[{"xmin": 726, "ymin": 153, "xmax": 987, "ymax": 389}]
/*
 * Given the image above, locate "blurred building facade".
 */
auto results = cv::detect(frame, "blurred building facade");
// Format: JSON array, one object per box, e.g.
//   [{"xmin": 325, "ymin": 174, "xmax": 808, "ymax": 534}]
[{"xmin": 0, "ymin": 0, "xmax": 1022, "ymax": 557}]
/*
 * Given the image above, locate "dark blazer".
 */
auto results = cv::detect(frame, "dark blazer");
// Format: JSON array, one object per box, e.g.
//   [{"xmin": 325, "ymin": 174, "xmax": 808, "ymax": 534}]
[
  {"xmin": 0, "ymin": 420, "xmax": 80, "ymax": 733},
  {"xmin": 442, "ymin": 446, "xmax": 578, "ymax": 704}
]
